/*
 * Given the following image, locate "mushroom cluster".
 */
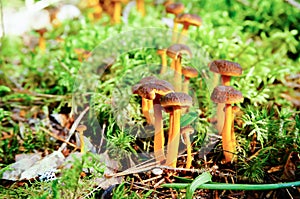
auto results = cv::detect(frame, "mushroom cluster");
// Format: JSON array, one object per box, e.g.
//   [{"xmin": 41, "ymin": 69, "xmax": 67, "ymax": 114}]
[
  {"xmin": 132, "ymin": 77, "xmax": 194, "ymax": 168},
  {"xmin": 209, "ymin": 60, "xmax": 244, "ymax": 163}
]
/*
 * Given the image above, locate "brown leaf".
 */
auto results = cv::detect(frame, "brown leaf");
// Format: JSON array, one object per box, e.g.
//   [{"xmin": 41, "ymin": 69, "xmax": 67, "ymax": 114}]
[{"xmin": 281, "ymin": 152, "xmax": 300, "ymax": 181}]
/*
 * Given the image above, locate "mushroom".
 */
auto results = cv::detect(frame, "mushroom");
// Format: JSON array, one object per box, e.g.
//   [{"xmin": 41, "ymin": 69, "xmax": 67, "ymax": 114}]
[
  {"xmin": 161, "ymin": 92, "xmax": 193, "ymax": 167},
  {"xmin": 165, "ymin": 3, "xmax": 185, "ymax": 42},
  {"xmin": 211, "ymin": 86, "xmax": 243, "ymax": 163},
  {"xmin": 133, "ymin": 78, "xmax": 174, "ymax": 162},
  {"xmin": 35, "ymin": 28, "xmax": 47, "ymax": 52},
  {"xmin": 76, "ymin": 124, "xmax": 87, "ymax": 153},
  {"xmin": 157, "ymin": 49, "xmax": 168, "ymax": 74},
  {"xmin": 180, "ymin": 126, "xmax": 194, "ymax": 169},
  {"xmin": 209, "ymin": 60, "xmax": 242, "ymax": 86},
  {"xmin": 209, "ymin": 60, "xmax": 242, "ymax": 134},
  {"xmin": 182, "ymin": 66, "xmax": 198, "ymax": 94},
  {"xmin": 176, "ymin": 13, "xmax": 202, "ymax": 43},
  {"xmin": 136, "ymin": 0, "xmax": 145, "ymax": 16},
  {"xmin": 166, "ymin": 44, "xmax": 192, "ymax": 92}
]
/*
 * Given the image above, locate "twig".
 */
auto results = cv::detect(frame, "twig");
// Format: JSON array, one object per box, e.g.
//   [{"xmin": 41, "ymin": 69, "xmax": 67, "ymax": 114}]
[
  {"xmin": 40, "ymin": 127, "xmax": 79, "ymax": 149},
  {"xmin": 285, "ymin": 0, "xmax": 300, "ymax": 10},
  {"xmin": 58, "ymin": 106, "xmax": 89, "ymax": 152}
]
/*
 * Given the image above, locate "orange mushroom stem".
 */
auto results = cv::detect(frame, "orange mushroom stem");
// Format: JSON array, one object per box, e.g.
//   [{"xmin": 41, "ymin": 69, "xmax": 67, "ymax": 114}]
[
  {"xmin": 222, "ymin": 103, "xmax": 233, "ymax": 162},
  {"xmin": 36, "ymin": 28, "xmax": 47, "ymax": 52},
  {"xmin": 136, "ymin": 0, "xmax": 145, "ymax": 16},
  {"xmin": 112, "ymin": 0, "xmax": 122, "ymax": 23},
  {"xmin": 157, "ymin": 49, "xmax": 168, "ymax": 74}
]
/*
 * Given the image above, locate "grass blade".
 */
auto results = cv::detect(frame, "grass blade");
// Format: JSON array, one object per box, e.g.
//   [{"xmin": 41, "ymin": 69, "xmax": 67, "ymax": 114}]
[{"xmin": 186, "ymin": 172, "xmax": 212, "ymax": 199}]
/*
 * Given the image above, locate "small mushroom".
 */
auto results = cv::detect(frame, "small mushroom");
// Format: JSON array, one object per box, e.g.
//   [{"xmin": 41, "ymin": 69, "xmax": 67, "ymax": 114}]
[
  {"xmin": 167, "ymin": 44, "xmax": 192, "ymax": 92},
  {"xmin": 176, "ymin": 13, "xmax": 202, "ymax": 43},
  {"xmin": 211, "ymin": 86, "xmax": 243, "ymax": 163},
  {"xmin": 35, "ymin": 28, "xmax": 47, "ymax": 52},
  {"xmin": 76, "ymin": 124, "xmax": 87, "ymax": 153},
  {"xmin": 180, "ymin": 126, "xmax": 194, "ymax": 169},
  {"xmin": 209, "ymin": 60, "xmax": 242, "ymax": 134},
  {"xmin": 157, "ymin": 49, "xmax": 168, "ymax": 74},
  {"xmin": 161, "ymin": 92, "xmax": 193, "ymax": 167},
  {"xmin": 182, "ymin": 66, "xmax": 198, "ymax": 93},
  {"xmin": 133, "ymin": 78, "xmax": 174, "ymax": 162},
  {"xmin": 165, "ymin": 3, "xmax": 185, "ymax": 42}
]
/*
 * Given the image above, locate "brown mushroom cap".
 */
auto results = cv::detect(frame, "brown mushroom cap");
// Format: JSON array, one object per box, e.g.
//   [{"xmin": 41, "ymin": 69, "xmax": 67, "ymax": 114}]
[
  {"xmin": 139, "ymin": 76, "xmax": 174, "ymax": 91},
  {"xmin": 182, "ymin": 67, "xmax": 198, "ymax": 78},
  {"xmin": 180, "ymin": 125, "xmax": 194, "ymax": 135},
  {"xmin": 176, "ymin": 13, "xmax": 202, "ymax": 27},
  {"xmin": 166, "ymin": 44, "xmax": 192, "ymax": 59},
  {"xmin": 133, "ymin": 82, "xmax": 174, "ymax": 100},
  {"xmin": 209, "ymin": 60, "xmax": 242, "ymax": 77},
  {"xmin": 211, "ymin": 86, "xmax": 244, "ymax": 104},
  {"xmin": 76, "ymin": 124, "xmax": 87, "ymax": 132},
  {"xmin": 161, "ymin": 92, "xmax": 193, "ymax": 108},
  {"xmin": 166, "ymin": 3, "xmax": 185, "ymax": 15}
]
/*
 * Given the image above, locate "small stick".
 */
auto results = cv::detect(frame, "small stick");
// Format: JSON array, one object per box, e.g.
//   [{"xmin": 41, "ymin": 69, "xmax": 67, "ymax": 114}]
[
  {"xmin": 40, "ymin": 127, "xmax": 79, "ymax": 149},
  {"xmin": 154, "ymin": 178, "xmax": 165, "ymax": 188}
]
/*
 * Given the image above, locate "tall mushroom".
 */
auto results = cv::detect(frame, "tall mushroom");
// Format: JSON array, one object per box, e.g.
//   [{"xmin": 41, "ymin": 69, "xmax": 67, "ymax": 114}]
[
  {"xmin": 209, "ymin": 60, "xmax": 242, "ymax": 134},
  {"xmin": 161, "ymin": 92, "xmax": 192, "ymax": 167},
  {"xmin": 76, "ymin": 124, "xmax": 87, "ymax": 153},
  {"xmin": 182, "ymin": 66, "xmax": 198, "ymax": 94},
  {"xmin": 165, "ymin": 3, "xmax": 185, "ymax": 42},
  {"xmin": 133, "ymin": 78, "xmax": 174, "ymax": 162},
  {"xmin": 180, "ymin": 126, "xmax": 194, "ymax": 169},
  {"xmin": 211, "ymin": 86, "xmax": 243, "ymax": 163},
  {"xmin": 167, "ymin": 44, "xmax": 192, "ymax": 92},
  {"xmin": 176, "ymin": 13, "xmax": 202, "ymax": 43}
]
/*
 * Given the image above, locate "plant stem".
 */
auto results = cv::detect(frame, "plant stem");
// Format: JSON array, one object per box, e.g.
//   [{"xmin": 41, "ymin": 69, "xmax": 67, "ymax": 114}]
[{"xmin": 161, "ymin": 181, "xmax": 300, "ymax": 190}]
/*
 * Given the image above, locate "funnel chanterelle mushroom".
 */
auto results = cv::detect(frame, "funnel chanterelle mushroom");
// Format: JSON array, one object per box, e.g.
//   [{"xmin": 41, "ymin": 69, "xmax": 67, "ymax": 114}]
[
  {"xmin": 209, "ymin": 60, "xmax": 242, "ymax": 134},
  {"xmin": 182, "ymin": 67, "xmax": 198, "ymax": 94},
  {"xmin": 176, "ymin": 13, "xmax": 202, "ymax": 42},
  {"xmin": 180, "ymin": 125, "xmax": 194, "ymax": 169},
  {"xmin": 165, "ymin": 3, "xmax": 185, "ymax": 42},
  {"xmin": 133, "ymin": 77, "xmax": 174, "ymax": 162},
  {"xmin": 209, "ymin": 60, "xmax": 242, "ymax": 86},
  {"xmin": 167, "ymin": 44, "xmax": 192, "ymax": 92},
  {"xmin": 76, "ymin": 124, "xmax": 87, "ymax": 153},
  {"xmin": 211, "ymin": 85, "xmax": 243, "ymax": 163},
  {"xmin": 161, "ymin": 92, "xmax": 193, "ymax": 167}
]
